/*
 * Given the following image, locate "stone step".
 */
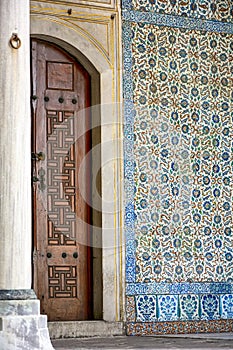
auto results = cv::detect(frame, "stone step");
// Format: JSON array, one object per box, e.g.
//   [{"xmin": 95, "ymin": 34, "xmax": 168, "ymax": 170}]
[
  {"xmin": 48, "ymin": 320, "xmax": 125, "ymax": 339},
  {"xmin": 0, "ymin": 300, "xmax": 40, "ymax": 317},
  {"xmin": 0, "ymin": 314, "xmax": 54, "ymax": 350}
]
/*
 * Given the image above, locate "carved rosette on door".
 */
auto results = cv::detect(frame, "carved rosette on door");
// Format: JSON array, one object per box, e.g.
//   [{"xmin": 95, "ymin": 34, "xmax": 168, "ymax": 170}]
[{"xmin": 31, "ymin": 40, "xmax": 91, "ymax": 321}]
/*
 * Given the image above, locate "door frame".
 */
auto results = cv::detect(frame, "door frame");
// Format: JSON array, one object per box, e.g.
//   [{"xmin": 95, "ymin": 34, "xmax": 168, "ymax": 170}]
[
  {"xmin": 30, "ymin": 15, "xmax": 124, "ymax": 322},
  {"xmin": 31, "ymin": 39, "xmax": 93, "ymax": 320}
]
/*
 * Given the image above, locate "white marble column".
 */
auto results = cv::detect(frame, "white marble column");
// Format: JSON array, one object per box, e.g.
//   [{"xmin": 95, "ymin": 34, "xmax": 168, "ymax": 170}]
[
  {"xmin": 0, "ymin": 0, "xmax": 31, "ymax": 289},
  {"xmin": 0, "ymin": 3, "xmax": 54, "ymax": 348}
]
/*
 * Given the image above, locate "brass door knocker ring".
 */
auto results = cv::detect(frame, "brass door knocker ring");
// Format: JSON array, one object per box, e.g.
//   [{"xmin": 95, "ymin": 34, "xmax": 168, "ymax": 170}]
[{"xmin": 10, "ymin": 33, "xmax": 21, "ymax": 49}]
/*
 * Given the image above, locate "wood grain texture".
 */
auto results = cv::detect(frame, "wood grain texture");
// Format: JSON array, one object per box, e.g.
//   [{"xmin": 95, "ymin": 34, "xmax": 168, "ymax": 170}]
[{"xmin": 31, "ymin": 40, "xmax": 91, "ymax": 321}]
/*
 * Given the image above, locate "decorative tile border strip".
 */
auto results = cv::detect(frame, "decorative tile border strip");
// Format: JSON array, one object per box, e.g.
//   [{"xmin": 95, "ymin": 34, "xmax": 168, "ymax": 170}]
[
  {"xmin": 123, "ymin": 20, "xmax": 136, "ymax": 283},
  {"xmin": 122, "ymin": 10, "xmax": 233, "ymax": 34},
  {"xmin": 127, "ymin": 294, "xmax": 233, "ymax": 323},
  {"xmin": 126, "ymin": 283, "xmax": 233, "ymax": 295},
  {"xmin": 126, "ymin": 319, "xmax": 233, "ymax": 335},
  {"xmin": 122, "ymin": 0, "xmax": 233, "ymax": 24}
]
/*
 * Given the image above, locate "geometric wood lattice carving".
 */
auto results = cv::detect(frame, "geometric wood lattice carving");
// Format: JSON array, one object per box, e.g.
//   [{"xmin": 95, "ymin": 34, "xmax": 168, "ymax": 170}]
[
  {"xmin": 47, "ymin": 110, "xmax": 76, "ymax": 245},
  {"xmin": 48, "ymin": 265, "xmax": 77, "ymax": 298}
]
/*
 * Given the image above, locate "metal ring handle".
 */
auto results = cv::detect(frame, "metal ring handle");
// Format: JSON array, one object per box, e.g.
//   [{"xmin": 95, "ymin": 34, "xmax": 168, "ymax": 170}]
[{"xmin": 10, "ymin": 33, "xmax": 21, "ymax": 49}]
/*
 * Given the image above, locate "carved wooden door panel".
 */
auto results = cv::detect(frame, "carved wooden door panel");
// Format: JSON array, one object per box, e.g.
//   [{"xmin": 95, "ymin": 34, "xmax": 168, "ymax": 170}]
[{"xmin": 31, "ymin": 40, "xmax": 91, "ymax": 321}]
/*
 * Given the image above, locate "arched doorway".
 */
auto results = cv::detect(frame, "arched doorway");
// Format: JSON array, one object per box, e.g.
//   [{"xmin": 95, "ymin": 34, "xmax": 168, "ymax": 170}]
[{"xmin": 31, "ymin": 39, "xmax": 93, "ymax": 321}]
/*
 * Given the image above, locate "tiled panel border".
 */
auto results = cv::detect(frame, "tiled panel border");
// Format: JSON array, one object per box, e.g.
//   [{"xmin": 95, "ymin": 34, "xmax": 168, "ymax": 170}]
[
  {"xmin": 123, "ymin": 18, "xmax": 136, "ymax": 283},
  {"xmin": 127, "ymin": 294, "xmax": 233, "ymax": 322},
  {"xmin": 122, "ymin": 10, "xmax": 233, "ymax": 34},
  {"xmin": 126, "ymin": 283, "xmax": 233, "ymax": 295},
  {"xmin": 122, "ymin": 0, "xmax": 233, "ymax": 25},
  {"xmin": 126, "ymin": 319, "xmax": 233, "ymax": 335}
]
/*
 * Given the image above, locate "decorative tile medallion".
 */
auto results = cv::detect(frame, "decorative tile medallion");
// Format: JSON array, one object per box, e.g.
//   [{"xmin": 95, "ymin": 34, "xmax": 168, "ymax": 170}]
[
  {"xmin": 123, "ymin": 0, "xmax": 233, "ymax": 334},
  {"xmin": 200, "ymin": 294, "xmax": 220, "ymax": 320},
  {"xmin": 220, "ymin": 294, "xmax": 233, "ymax": 319},
  {"xmin": 157, "ymin": 295, "xmax": 178, "ymax": 321},
  {"xmin": 135, "ymin": 295, "xmax": 157, "ymax": 321},
  {"xmin": 179, "ymin": 294, "xmax": 199, "ymax": 320}
]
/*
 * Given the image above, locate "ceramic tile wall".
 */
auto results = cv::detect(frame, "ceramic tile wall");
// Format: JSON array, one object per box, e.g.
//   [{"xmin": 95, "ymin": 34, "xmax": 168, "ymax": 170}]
[
  {"xmin": 123, "ymin": 0, "xmax": 233, "ymax": 334},
  {"xmin": 131, "ymin": 0, "xmax": 233, "ymax": 23}
]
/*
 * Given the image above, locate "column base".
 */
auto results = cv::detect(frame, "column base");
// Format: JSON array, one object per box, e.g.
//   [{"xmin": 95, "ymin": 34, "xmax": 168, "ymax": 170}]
[{"xmin": 0, "ymin": 290, "xmax": 54, "ymax": 350}]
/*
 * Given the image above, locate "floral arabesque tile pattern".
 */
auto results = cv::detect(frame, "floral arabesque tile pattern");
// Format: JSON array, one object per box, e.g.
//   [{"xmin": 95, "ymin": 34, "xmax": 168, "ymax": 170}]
[
  {"xmin": 123, "ymin": 1, "xmax": 233, "ymax": 333},
  {"xmin": 125, "ymin": 0, "xmax": 233, "ymax": 23},
  {"xmin": 132, "ymin": 23, "xmax": 233, "ymax": 284}
]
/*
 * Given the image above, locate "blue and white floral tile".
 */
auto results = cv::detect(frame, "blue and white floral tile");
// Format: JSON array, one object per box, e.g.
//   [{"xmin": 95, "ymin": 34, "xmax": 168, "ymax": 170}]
[
  {"xmin": 135, "ymin": 295, "xmax": 157, "ymax": 322},
  {"xmin": 128, "ymin": 0, "xmax": 233, "ymax": 24},
  {"xmin": 200, "ymin": 294, "xmax": 220, "ymax": 320},
  {"xmin": 158, "ymin": 295, "xmax": 178, "ymax": 321},
  {"xmin": 220, "ymin": 294, "xmax": 233, "ymax": 319},
  {"xmin": 123, "ymin": 0, "xmax": 233, "ymax": 333},
  {"xmin": 179, "ymin": 294, "xmax": 199, "ymax": 320}
]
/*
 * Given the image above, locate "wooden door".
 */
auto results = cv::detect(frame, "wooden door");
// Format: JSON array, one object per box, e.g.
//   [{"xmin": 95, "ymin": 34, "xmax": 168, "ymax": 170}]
[{"xmin": 31, "ymin": 40, "xmax": 91, "ymax": 321}]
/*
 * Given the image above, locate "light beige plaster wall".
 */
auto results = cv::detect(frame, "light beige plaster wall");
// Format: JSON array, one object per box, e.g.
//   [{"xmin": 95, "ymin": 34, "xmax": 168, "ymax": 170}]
[{"xmin": 30, "ymin": 0, "xmax": 124, "ymax": 322}]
